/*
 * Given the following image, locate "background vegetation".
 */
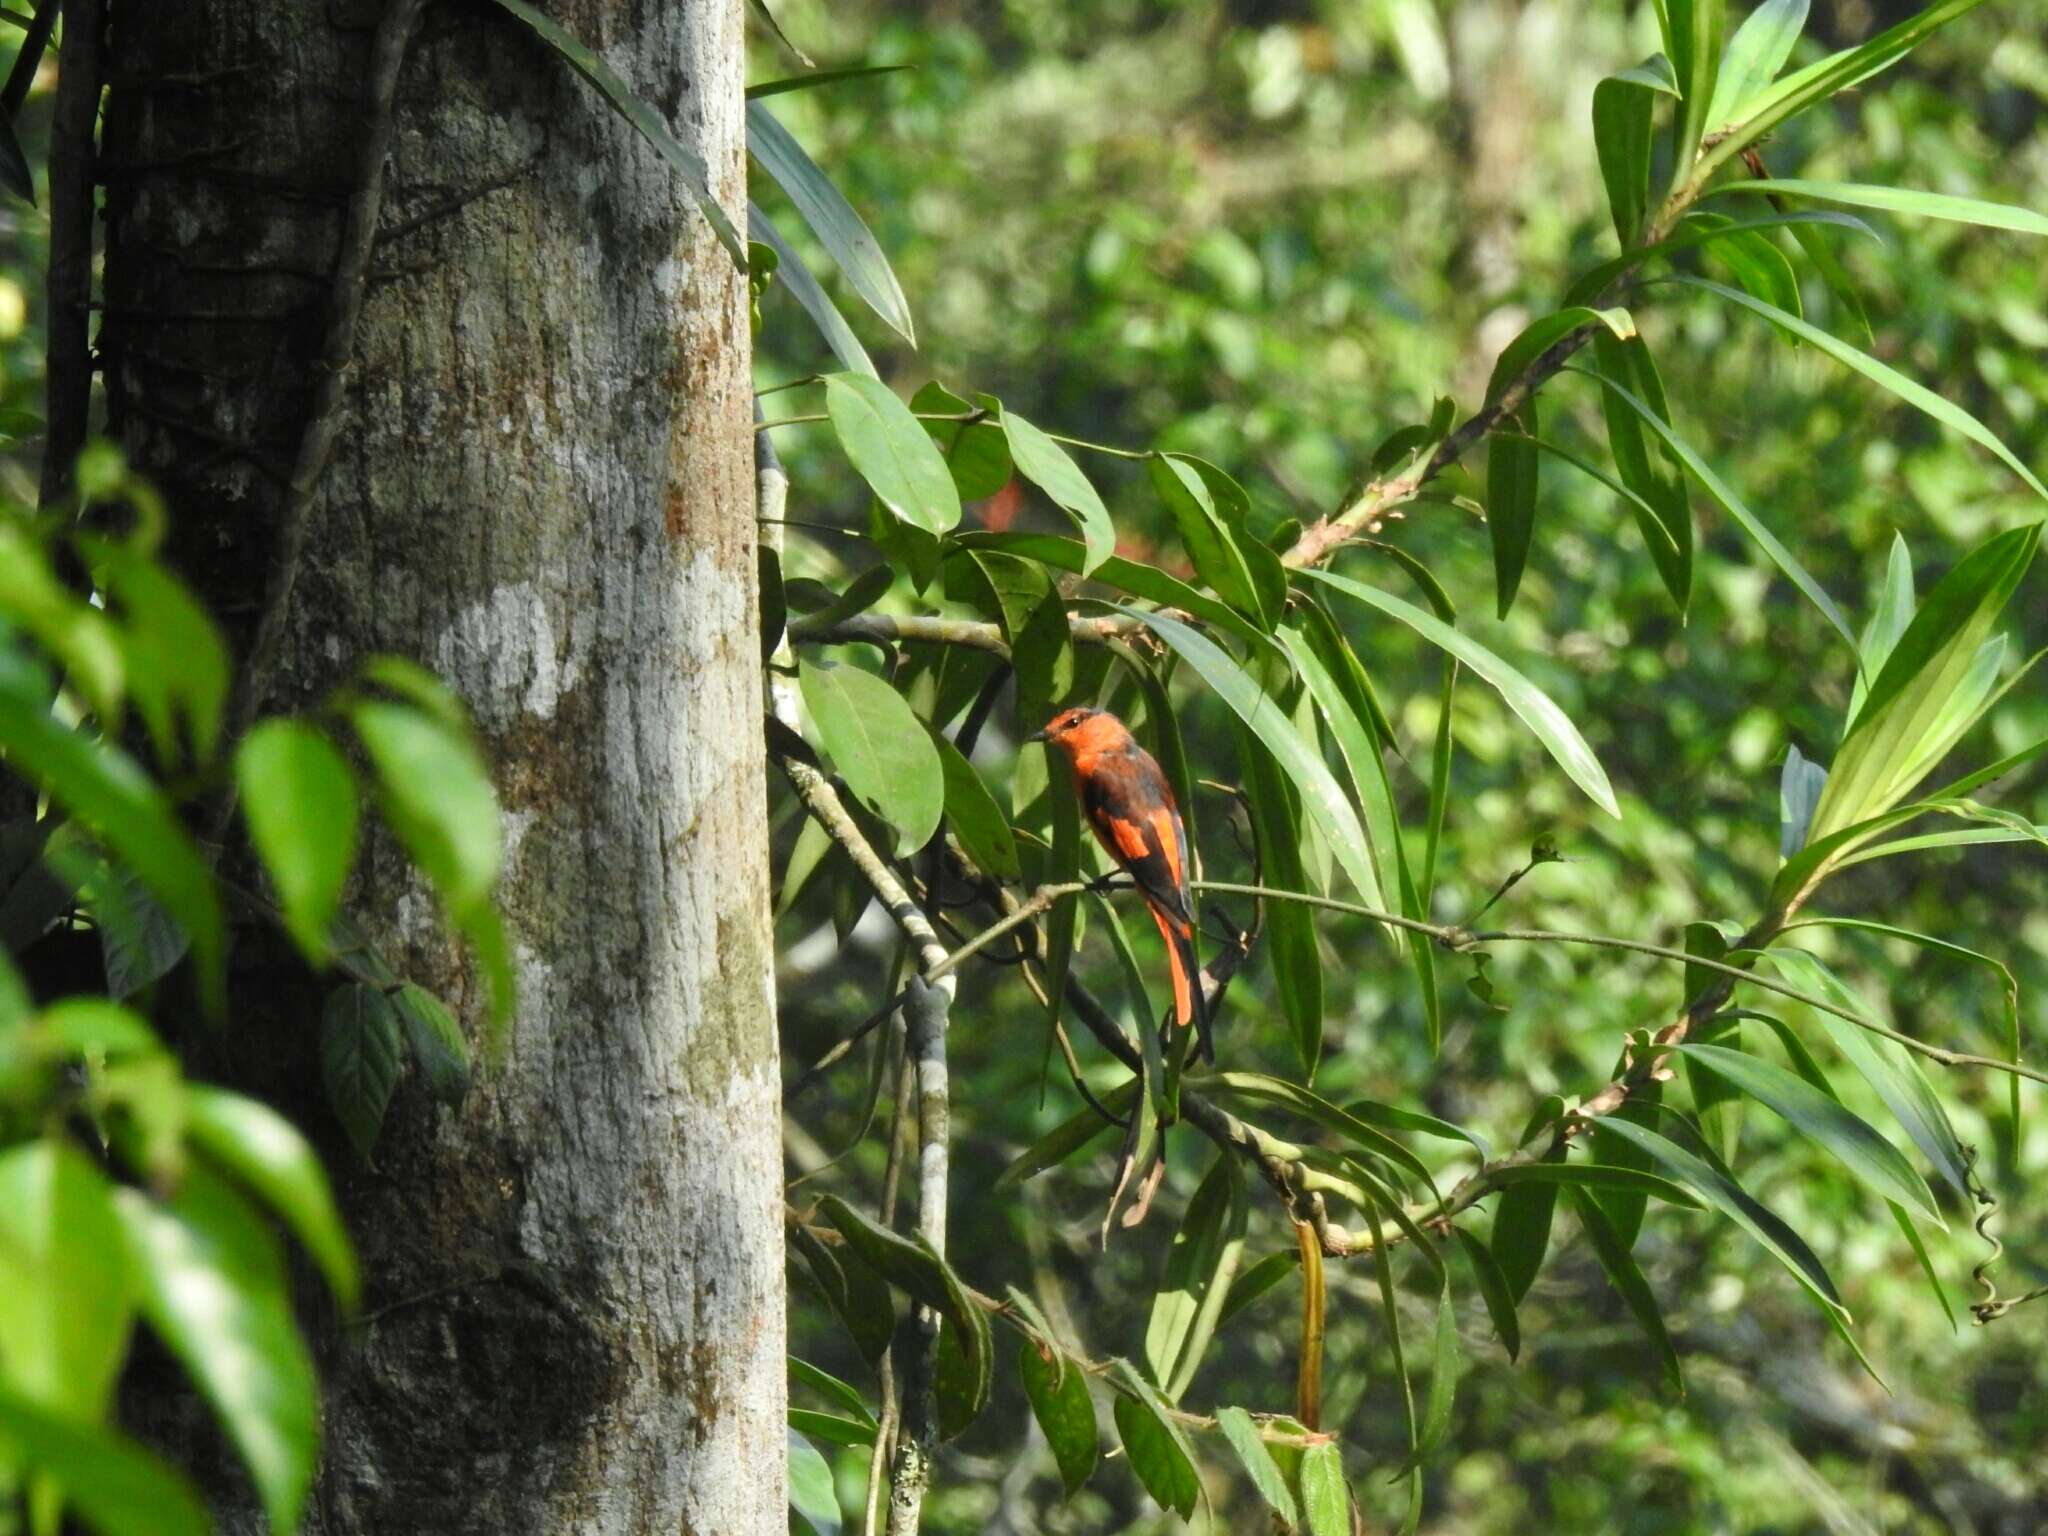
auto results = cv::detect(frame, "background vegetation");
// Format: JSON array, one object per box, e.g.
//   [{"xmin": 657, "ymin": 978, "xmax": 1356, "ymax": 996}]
[{"xmin": 758, "ymin": 2, "xmax": 2048, "ymax": 1532}]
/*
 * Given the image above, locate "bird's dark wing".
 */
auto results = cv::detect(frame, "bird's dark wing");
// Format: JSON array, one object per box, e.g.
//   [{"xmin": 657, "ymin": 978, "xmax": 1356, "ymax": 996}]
[{"xmin": 1081, "ymin": 758, "xmax": 1194, "ymax": 930}]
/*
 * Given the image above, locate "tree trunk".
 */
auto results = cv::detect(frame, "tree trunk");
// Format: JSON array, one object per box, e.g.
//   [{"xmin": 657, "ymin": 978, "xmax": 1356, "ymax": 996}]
[{"xmin": 98, "ymin": 2, "xmax": 783, "ymax": 1532}]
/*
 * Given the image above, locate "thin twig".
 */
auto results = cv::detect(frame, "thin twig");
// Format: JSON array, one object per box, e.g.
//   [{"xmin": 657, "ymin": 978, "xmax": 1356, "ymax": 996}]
[{"xmin": 210, "ymin": 0, "xmax": 428, "ymax": 833}]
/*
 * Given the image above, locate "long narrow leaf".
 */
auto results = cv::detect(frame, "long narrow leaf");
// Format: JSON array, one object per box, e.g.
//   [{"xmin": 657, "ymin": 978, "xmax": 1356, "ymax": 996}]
[{"xmin": 750, "ymin": 202, "xmax": 877, "ymax": 377}]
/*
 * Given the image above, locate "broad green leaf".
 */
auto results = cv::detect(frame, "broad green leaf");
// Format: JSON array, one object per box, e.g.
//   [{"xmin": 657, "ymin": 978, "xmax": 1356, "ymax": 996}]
[
  {"xmin": 394, "ymin": 984, "xmax": 471, "ymax": 1107},
  {"xmin": 1114, "ymin": 607, "xmax": 1386, "ymax": 907},
  {"xmin": 1144, "ymin": 1151, "xmax": 1248, "ymax": 1402},
  {"xmin": 1706, "ymin": 0, "xmax": 1988, "ymax": 174},
  {"xmin": 1002, "ymin": 412, "xmax": 1115, "ymax": 574},
  {"xmin": 89, "ymin": 542, "xmax": 230, "ymax": 767},
  {"xmin": 1705, "ymin": 0, "xmax": 1808, "ymax": 128},
  {"xmin": 1491, "ymin": 1097, "xmax": 1565, "ymax": 1302},
  {"xmin": 0, "ymin": 656, "xmax": 223, "ymax": 1014},
  {"xmin": 1588, "ymin": 331, "xmax": 1692, "ymax": 611},
  {"xmin": 1299, "ymin": 1441, "xmax": 1351, "ymax": 1536},
  {"xmin": 1019, "ymin": 1341, "xmax": 1097, "ymax": 1498},
  {"xmin": 1110, "ymin": 1360, "xmax": 1199, "ymax": 1519},
  {"xmin": 349, "ymin": 699, "xmax": 501, "ymax": 916},
  {"xmin": 1147, "ymin": 455, "xmax": 1269, "ymax": 629},
  {"xmin": 750, "ymin": 201, "xmax": 876, "ymax": 377},
  {"xmin": 824, "ymin": 373, "xmax": 961, "ymax": 533},
  {"xmin": 1807, "ymin": 524, "xmax": 2037, "ymax": 843},
  {"xmin": 933, "ymin": 1295, "xmax": 995, "ymax": 1439},
  {"xmin": 928, "ymin": 729, "xmax": 1019, "ymax": 882},
  {"xmin": 746, "ymin": 100, "xmax": 912, "ymax": 342},
  {"xmin": 1592, "ymin": 1113, "xmax": 1849, "ymax": 1322},
  {"xmin": 236, "ymin": 720, "xmax": 358, "ymax": 966},
  {"xmin": 1217, "ymin": 1251, "xmax": 1297, "ymax": 1329},
  {"xmin": 0, "ymin": 525, "xmax": 125, "ymax": 727},
  {"xmin": 1779, "ymin": 744, "xmax": 1826, "ymax": 856},
  {"xmin": 797, "ymin": 656, "xmax": 945, "ymax": 853},
  {"xmin": 788, "ymin": 1222, "xmax": 894, "ymax": 1369},
  {"xmin": 1305, "ymin": 570, "xmax": 1620, "ymax": 817},
  {"xmin": 115, "ymin": 1167, "xmax": 318, "ymax": 1536},
  {"xmin": 786, "ymin": 1409, "xmax": 872, "ymax": 1448},
  {"xmin": 911, "ymin": 382, "xmax": 1010, "ymax": 500},
  {"xmin": 0, "ymin": 1391, "xmax": 209, "ymax": 1536},
  {"xmin": 1176, "ymin": 457, "xmax": 1288, "ymax": 624},
  {"xmin": 1236, "ymin": 725, "xmax": 1324, "ymax": 1076},
  {"xmin": 320, "ymin": 983, "xmax": 404, "ymax": 1163},
  {"xmin": 0, "ymin": 1143, "xmax": 132, "ymax": 1421},
  {"xmin": 1674, "ymin": 1043, "xmax": 1941, "ymax": 1221},
  {"xmin": 1760, "ymin": 947, "xmax": 1971, "ymax": 1198},
  {"xmin": 1483, "ymin": 307, "xmax": 1635, "ymax": 403},
  {"xmin": 1592, "ymin": 68, "xmax": 1657, "ymax": 246},
  {"xmin": 1569, "ymin": 1186, "xmax": 1683, "ymax": 1395},
  {"xmin": 47, "ymin": 835, "xmax": 191, "ymax": 1002},
  {"xmin": 815, "ymin": 1195, "xmax": 988, "ymax": 1399},
  {"xmin": 485, "ymin": 0, "xmax": 745, "ymax": 263},
  {"xmin": 1215, "ymin": 1405, "xmax": 1298, "ymax": 1526},
  {"xmin": 184, "ymin": 1087, "xmax": 360, "ymax": 1310},
  {"xmin": 1672, "ymin": 277, "xmax": 2048, "ymax": 502},
  {"xmin": 1487, "ymin": 403, "xmax": 1541, "ymax": 621},
  {"xmin": 1694, "ymin": 212, "xmax": 1803, "ymax": 317},
  {"xmin": 1453, "ymin": 1228, "xmax": 1521, "ymax": 1361},
  {"xmin": 786, "ymin": 1427, "xmax": 841, "ymax": 1536},
  {"xmin": 1569, "ymin": 362, "xmax": 1854, "ymax": 651}
]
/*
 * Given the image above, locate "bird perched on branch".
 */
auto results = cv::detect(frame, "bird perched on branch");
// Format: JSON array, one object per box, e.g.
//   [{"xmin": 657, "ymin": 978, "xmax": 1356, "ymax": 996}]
[{"xmin": 1031, "ymin": 706, "xmax": 1210, "ymax": 1061}]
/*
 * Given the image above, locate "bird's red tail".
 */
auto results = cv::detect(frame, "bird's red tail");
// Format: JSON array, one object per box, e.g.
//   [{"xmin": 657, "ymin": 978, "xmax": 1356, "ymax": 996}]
[{"xmin": 1146, "ymin": 901, "xmax": 1211, "ymax": 1062}]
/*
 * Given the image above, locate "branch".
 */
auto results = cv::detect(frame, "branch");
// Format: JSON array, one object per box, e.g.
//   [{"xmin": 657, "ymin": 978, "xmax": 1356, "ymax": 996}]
[
  {"xmin": 37, "ymin": 0, "xmax": 102, "ymax": 510},
  {"xmin": 790, "ymin": 611, "xmax": 1128, "ymax": 654},
  {"xmin": 883, "ymin": 979, "xmax": 951, "ymax": 1536},
  {"xmin": 212, "ymin": 0, "xmax": 428, "ymax": 828}
]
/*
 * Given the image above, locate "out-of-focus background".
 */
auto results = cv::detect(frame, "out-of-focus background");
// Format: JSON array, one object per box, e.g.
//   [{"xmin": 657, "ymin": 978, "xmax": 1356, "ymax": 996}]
[{"xmin": 760, "ymin": 1, "xmax": 2047, "ymax": 1530}]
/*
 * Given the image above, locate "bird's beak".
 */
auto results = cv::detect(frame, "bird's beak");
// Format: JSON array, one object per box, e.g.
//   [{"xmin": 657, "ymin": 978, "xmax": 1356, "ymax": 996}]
[{"xmin": 1025, "ymin": 726, "xmax": 1051, "ymax": 744}]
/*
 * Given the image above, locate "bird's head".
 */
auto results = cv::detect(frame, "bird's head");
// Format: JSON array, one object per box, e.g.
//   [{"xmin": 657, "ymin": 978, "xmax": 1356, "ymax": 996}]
[{"xmin": 1029, "ymin": 706, "xmax": 1130, "ymax": 758}]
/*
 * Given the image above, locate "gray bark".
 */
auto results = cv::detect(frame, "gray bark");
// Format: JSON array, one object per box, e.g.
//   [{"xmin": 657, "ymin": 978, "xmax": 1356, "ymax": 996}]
[{"xmin": 100, "ymin": 2, "xmax": 783, "ymax": 1532}]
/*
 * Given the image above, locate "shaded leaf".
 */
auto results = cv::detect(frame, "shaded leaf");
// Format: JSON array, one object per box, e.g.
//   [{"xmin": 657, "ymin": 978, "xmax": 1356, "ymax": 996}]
[
  {"xmin": 1569, "ymin": 1185, "xmax": 1683, "ymax": 1395},
  {"xmin": 1019, "ymin": 1340, "xmax": 1098, "ymax": 1498},
  {"xmin": 1144, "ymin": 1150, "xmax": 1249, "ymax": 1401},
  {"xmin": 798, "ymin": 656, "xmax": 945, "ymax": 854},
  {"xmin": 320, "ymin": 984, "xmax": 403, "ymax": 1163},
  {"xmin": 236, "ymin": 720, "xmax": 358, "ymax": 966}
]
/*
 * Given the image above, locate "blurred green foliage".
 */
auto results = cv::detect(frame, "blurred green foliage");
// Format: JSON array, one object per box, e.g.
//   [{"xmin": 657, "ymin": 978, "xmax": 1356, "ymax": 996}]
[{"xmin": 763, "ymin": 2, "xmax": 2048, "ymax": 1531}]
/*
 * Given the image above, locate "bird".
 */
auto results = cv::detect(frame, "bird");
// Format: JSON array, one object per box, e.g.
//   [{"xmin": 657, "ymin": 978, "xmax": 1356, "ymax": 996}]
[{"xmin": 1030, "ymin": 705, "xmax": 1210, "ymax": 1061}]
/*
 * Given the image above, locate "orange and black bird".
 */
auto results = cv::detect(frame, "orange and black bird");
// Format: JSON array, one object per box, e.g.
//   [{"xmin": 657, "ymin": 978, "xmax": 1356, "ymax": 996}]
[{"xmin": 1031, "ymin": 706, "xmax": 1211, "ymax": 1061}]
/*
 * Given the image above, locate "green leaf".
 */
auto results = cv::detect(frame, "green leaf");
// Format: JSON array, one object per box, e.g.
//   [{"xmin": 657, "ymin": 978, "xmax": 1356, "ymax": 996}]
[
  {"xmin": 1491, "ymin": 1097, "xmax": 1565, "ymax": 1303},
  {"xmin": 1487, "ymin": 1159, "xmax": 1705, "ymax": 1209},
  {"xmin": 1705, "ymin": 0, "xmax": 1808, "ymax": 128},
  {"xmin": 1483, "ymin": 306, "xmax": 1635, "ymax": 403},
  {"xmin": 749, "ymin": 201, "xmax": 876, "ymax": 377},
  {"xmin": 349, "ymin": 698, "xmax": 501, "ymax": 918},
  {"xmin": 1019, "ymin": 1341, "xmax": 1098, "ymax": 1498},
  {"xmin": 993, "ymin": 1080, "xmax": 1140, "ymax": 1189},
  {"xmin": 746, "ymin": 62, "xmax": 911, "ymax": 99},
  {"xmin": 0, "ymin": 656, "xmax": 224, "ymax": 1015},
  {"xmin": 788, "ymin": 1222, "xmax": 894, "ymax": 1369},
  {"xmin": 1236, "ymin": 725, "xmax": 1324, "ymax": 1076},
  {"xmin": 236, "ymin": 720, "xmax": 358, "ymax": 966},
  {"xmin": 1569, "ymin": 361, "xmax": 1854, "ymax": 652},
  {"xmin": 815, "ymin": 1195, "xmax": 989, "ymax": 1403},
  {"xmin": 927, "ymin": 729, "xmax": 1019, "ymax": 883},
  {"xmin": 1216, "ymin": 1250, "xmax": 1297, "ymax": 1330},
  {"xmin": 1454, "ymin": 1227, "xmax": 1521, "ymax": 1361},
  {"xmin": 932, "ymin": 1294, "xmax": 995, "ymax": 1439},
  {"xmin": 115, "ymin": 1166, "xmax": 318, "ymax": 1536},
  {"xmin": 1214, "ymin": 1406, "xmax": 1297, "ymax": 1525},
  {"xmin": 786, "ymin": 1408, "xmax": 873, "ymax": 1448},
  {"xmin": 1299, "ymin": 1441, "xmax": 1351, "ymax": 1536},
  {"xmin": 1206, "ymin": 1071, "xmax": 1439, "ymax": 1192},
  {"xmin": 1592, "ymin": 68, "xmax": 1657, "ymax": 246},
  {"xmin": 1565, "ymin": 208, "xmax": 1878, "ymax": 306},
  {"xmin": 47, "ymin": 835, "xmax": 191, "ymax": 1003},
  {"xmin": 1487, "ymin": 401, "xmax": 1540, "ymax": 620},
  {"xmin": 1779, "ymin": 744, "xmax": 1827, "ymax": 856},
  {"xmin": 320, "ymin": 984, "xmax": 404, "ymax": 1163},
  {"xmin": 1708, "ymin": 0, "xmax": 1991, "ymax": 174},
  {"xmin": 1674, "ymin": 1043, "xmax": 1941, "ymax": 1221},
  {"xmin": 1305, "ymin": 569, "xmax": 1620, "ymax": 818},
  {"xmin": 1109, "ymin": 1360, "xmax": 1199, "ymax": 1519},
  {"xmin": 1588, "ymin": 331, "xmax": 1692, "ymax": 611},
  {"xmin": 1590, "ymin": 1074, "xmax": 1660, "ymax": 1248},
  {"xmin": 0, "ymin": 1391, "xmax": 209, "ymax": 1536},
  {"xmin": 89, "ymin": 542, "xmax": 230, "ymax": 768},
  {"xmin": 786, "ymin": 1427, "xmax": 841, "ymax": 1536},
  {"xmin": 1760, "ymin": 947, "xmax": 1972, "ymax": 1199},
  {"xmin": 484, "ymin": 0, "xmax": 745, "ymax": 264},
  {"xmin": 1001, "ymin": 412, "xmax": 1115, "ymax": 574},
  {"xmin": 955, "ymin": 530, "xmax": 1261, "ymax": 646},
  {"xmin": 183, "ymin": 1086, "xmax": 360, "ymax": 1311},
  {"xmin": 797, "ymin": 656, "xmax": 945, "ymax": 853},
  {"xmin": 1807, "ymin": 524, "xmax": 2037, "ymax": 843},
  {"xmin": 1147, "ymin": 454, "xmax": 1270, "ymax": 629},
  {"xmin": 1693, "ymin": 211, "xmax": 1803, "ymax": 317},
  {"xmin": 911, "ymin": 382, "xmax": 1011, "ymax": 501},
  {"xmin": 0, "ymin": 1142, "xmax": 133, "ymax": 1421},
  {"xmin": 1710, "ymin": 176, "xmax": 2048, "ymax": 238},
  {"xmin": 1143, "ymin": 1151, "xmax": 1248, "ymax": 1402},
  {"xmin": 747, "ymin": 100, "xmax": 913, "ymax": 343},
  {"xmin": 1114, "ymin": 607, "xmax": 1387, "ymax": 907},
  {"xmin": 1591, "ymin": 1113, "xmax": 1849, "ymax": 1322},
  {"xmin": 393, "ymin": 983, "xmax": 471, "ymax": 1107},
  {"xmin": 0, "ymin": 113, "xmax": 32, "ymax": 203},
  {"xmin": 1568, "ymin": 1185, "xmax": 1683, "ymax": 1395},
  {"xmin": 1664, "ymin": 0, "xmax": 1725, "ymax": 197},
  {"xmin": 824, "ymin": 373, "xmax": 961, "ymax": 534},
  {"xmin": 1672, "ymin": 276, "xmax": 2048, "ymax": 503}
]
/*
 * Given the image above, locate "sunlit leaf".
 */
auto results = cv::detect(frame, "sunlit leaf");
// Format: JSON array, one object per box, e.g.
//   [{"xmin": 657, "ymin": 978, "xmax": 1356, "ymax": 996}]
[
  {"xmin": 237, "ymin": 719, "xmax": 358, "ymax": 967},
  {"xmin": 1144, "ymin": 1150, "xmax": 1248, "ymax": 1401},
  {"xmin": 798, "ymin": 656, "xmax": 945, "ymax": 853},
  {"xmin": 824, "ymin": 373, "xmax": 961, "ymax": 534}
]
